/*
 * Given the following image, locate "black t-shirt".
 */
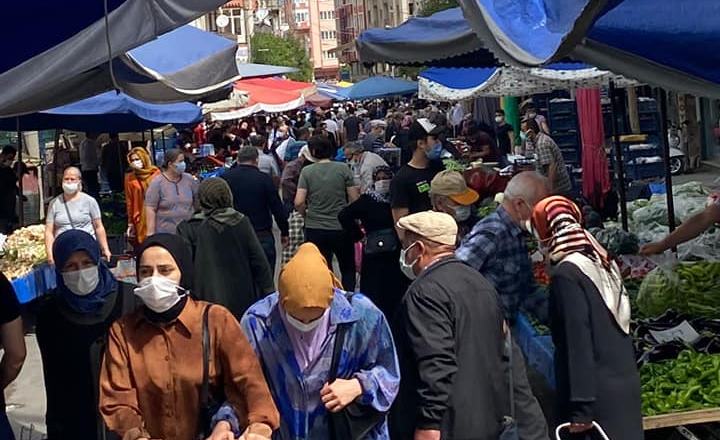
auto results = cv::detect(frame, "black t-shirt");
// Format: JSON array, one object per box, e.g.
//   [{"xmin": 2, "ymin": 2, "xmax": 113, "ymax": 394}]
[
  {"xmin": 344, "ymin": 116, "xmax": 361, "ymax": 141},
  {"xmin": 0, "ymin": 272, "xmax": 20, "ymax": 324},
  {"xmin": 390, "ymin": 164, "xmax": 439, "ymax": 214},
  {"xmin": 495, "ymin": 123, "xmax": 513, "ymax": 155},
  {"xmin": 0, "ymin": 167, "xmax": 17, "ymax": 219}
]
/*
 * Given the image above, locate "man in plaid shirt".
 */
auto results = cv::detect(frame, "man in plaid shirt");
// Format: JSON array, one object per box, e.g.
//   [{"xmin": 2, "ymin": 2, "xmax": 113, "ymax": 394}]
[
  {"xmin": 523, "ymin": 118, "xmax": 572, "ymax": 196},
  {"xmin": 456, "ymin": 171, "xmax": 550, "ymax": 322}
]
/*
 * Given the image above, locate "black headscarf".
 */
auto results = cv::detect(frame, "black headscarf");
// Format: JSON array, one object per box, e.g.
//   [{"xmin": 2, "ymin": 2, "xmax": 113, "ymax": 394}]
[{"xmin": 135, "ymin": 233, "xmax": 194, "ymax": 291}]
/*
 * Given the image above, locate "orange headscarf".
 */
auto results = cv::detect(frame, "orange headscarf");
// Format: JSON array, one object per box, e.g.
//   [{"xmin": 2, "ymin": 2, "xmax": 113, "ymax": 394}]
[
  {"xmin": 279, "ymin": 243, "xmax": 342, "ymax": 316},
  {"xmin": 127, "ymin": 147, "xmax": 159, "ymax": 189}
]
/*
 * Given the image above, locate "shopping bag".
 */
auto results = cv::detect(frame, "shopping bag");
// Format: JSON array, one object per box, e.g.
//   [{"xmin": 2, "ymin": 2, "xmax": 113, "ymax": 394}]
[{"xmin": 555, "ymin": 422, "xmax": 611, "ymax": 440}]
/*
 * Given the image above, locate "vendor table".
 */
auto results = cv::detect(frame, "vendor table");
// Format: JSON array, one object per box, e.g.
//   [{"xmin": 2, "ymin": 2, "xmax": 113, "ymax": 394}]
[
  {"xmin": 515, "ymin": 312, "xmax": 720, "ymax": 432},
  {"xmin": 11, "ymin": 263, "xmax": 56, "ymax": 304}
]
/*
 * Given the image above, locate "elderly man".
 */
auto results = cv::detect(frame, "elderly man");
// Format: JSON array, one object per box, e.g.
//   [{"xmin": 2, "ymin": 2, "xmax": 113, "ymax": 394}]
[
  {"xmin": 391, "ymin": 211, "xmax": 510, "ymax": 440},
  {"xmin": 344, "ymin": 142, "xmax": 388, "ymax": 193},
  {"xmin": 362, "ymin": 120, "xmax": 387, "ymax": 151},
  {"xmin": 429, "ymin": 170, "xmax": 479, "ymax": 240},
  {"xmin": 456, "ymin": 171, "xmax": 551, "ymax": 440},
  {"xmin": 522, "ymin": 118, "xmax": 572, "ymax": 196}
]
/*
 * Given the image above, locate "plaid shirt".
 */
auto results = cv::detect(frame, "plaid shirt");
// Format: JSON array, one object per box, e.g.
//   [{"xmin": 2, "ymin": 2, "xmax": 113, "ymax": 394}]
[
  {"xmin": 456, "ymin": 206, "xmax": 538, "ymax": 321},
  {"xmin": 533, "ymin": 133, "xmax": 572, "ymax": 194}
]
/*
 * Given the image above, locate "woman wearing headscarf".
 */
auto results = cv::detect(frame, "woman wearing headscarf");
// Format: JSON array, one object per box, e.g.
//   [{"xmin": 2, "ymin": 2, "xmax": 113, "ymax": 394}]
[
  {"xmin": 241, "ymin": 243, "xmax": 400, "ymax": 440},
  {"xmin": 99, "ymin": 233, "xmax": 279, "ymax": 440},
  {"xmin": 338, "ymin": 166, "xmax": 406, "ymax": 320},
  {"xmin": 35, "ymin": 230, "xmax": 136, "ymax": 439},
  {"xmin": 124, "ymin": 147, "xmax": 160, "ymax": 246},
  {"xmin": 177, "ymin": 178, "xmax": 274, "ymax": 319},
  {"xmin": 530, "ymin": 196, "xmax": 641, "ymax": 440}
]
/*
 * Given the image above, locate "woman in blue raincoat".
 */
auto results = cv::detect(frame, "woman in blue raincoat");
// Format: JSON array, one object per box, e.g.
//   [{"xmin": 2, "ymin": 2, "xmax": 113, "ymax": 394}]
[{"xmin": 241, "ymin": 243, "xmax": 400, "ymax": 439}]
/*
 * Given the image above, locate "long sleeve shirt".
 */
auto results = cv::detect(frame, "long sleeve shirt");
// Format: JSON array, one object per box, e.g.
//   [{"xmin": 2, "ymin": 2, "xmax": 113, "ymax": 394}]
[
  {"xmin": 222, "ymin": 164, "xmax": 289, "ymax": 236},
  {"xmin": 100, "ymin": 298, "xmax": 279, "ymax": 440}
]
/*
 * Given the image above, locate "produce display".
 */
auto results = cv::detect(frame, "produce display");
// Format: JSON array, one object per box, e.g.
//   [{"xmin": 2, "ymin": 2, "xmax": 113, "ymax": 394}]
[
  {"xmin": 641, "ymin": 350, "xmax": 720, "ymax": 416},
  {"xmin": 589, "ymin": 227, "xmax": 639, "ymax": 256},
  {"xmin": 636, "ymin": 262, "xmax": 720, "ymax": 318},
  {"xmin": 0, "ymin": 225, "xmax": 47, "ymax": 279}
]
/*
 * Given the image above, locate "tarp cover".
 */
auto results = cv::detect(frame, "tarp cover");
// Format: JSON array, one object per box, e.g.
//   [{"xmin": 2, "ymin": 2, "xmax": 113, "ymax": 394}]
[
  {"xmin": 339, "ymin": 76, "xmax": 417, "ymax": 100},
  {"xmin": 0, "ymin": 92, "xmax": 201, "ymax": 132},
  {"xmin": 209, "ymin": 78, "xmax": 315, "ymax": 120},
  {"xmin": 0, "ymin": 0, "xmax": 228, "ymax": 117},
  {"xmin": 358, "ymin": 1, "xmax": 720, "ymax": 98},
  {"xmin": 419, "ymin": 64, "xmax": 635, "ymax": 100}
]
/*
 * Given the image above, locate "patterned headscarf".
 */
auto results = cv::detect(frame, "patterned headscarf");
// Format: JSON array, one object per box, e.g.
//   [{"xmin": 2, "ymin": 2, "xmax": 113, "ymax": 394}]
[
  {"xmin": 127, "ymin": 147, "xmax": 159, "ymax": 188},
  {"xmin": 366, "ymin": 165, "xmax": 394, "ymax": 204},
  {"xmin": 531, "ymin": 196, "xmax": 630, "ymax": 333},
  {"xmin": 531, "ymin": 196, "xmax": 610, "ymax": 268}
]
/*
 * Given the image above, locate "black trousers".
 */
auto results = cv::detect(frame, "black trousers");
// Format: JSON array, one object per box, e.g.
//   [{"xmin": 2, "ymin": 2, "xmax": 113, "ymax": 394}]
[
  {"xmin": 304, "ymin": 228, "xmax": 356, "ymax": 292},
  {"xmin": 81, "ymin": 169, "xmax": 100, "ymax": 198}
]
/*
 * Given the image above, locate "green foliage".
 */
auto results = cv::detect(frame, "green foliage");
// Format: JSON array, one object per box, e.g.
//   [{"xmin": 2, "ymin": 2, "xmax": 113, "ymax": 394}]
[
  {"xmin": 418, "ymin": 0, "xmax": 459, "ymax": 17},
  {"xmin": 250, "ymin": 33, "xmax": 313, "ymax": 82}
]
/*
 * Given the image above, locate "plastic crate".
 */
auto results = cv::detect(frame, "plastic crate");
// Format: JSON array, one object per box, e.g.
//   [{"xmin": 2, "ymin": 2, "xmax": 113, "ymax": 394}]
[
  {"xmin": 629, "ymin": 161, "xmax": 665, "ymax": 180},
  {"xmin": 638, "ymin": 98, "xmax": 658, "ymax": 113},
  {"xmin": 549, "ymin": 116, "xmax": 578, "ymax": 132},
  {"xmin": 549, "ymin": 100, "xmax": 577, "ymax": 115},
  {"xmin": 553, "ymin": 132, "xmax": 579, "ymax": 148},
  {"xmin": 515, "ymin": 313, "xmax": 556, "ymax": 388}
]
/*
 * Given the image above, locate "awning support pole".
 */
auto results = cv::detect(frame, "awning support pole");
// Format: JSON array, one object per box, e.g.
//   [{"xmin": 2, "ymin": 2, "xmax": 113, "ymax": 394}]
[
  {"xmin": 657, "ymin": 88, "xmax": 676, "ymax": 234},
  {"xmin": 609, "ymin": 81, "xmax": 628, "ymax": 231},
  {"xmin": 16, "ymin": 117, "xmax": 24, "ymax": 227}
]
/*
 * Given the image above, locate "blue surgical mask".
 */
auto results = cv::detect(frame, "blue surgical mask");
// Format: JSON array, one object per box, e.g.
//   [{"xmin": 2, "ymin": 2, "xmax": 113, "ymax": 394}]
[
  {"xmin": 425, "ymin": 142, "xmax": 443, "ymax": 160},
  {"xmin": 175, "ymin": 161, "xmax": 187, "ymax": 174}
]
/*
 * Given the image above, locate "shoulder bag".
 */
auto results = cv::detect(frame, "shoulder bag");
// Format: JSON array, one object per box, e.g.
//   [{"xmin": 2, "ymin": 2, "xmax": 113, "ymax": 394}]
[
  {"xmin": 363, "ymin": 228, "xmax": 399, "ymax": 255},
  {"xmin": 196, "ymin": 305, "xmax": 225, "ymax": 439},
  {"xmin": 328, "ymin": 293, "xmax": 387, "ymax": 440},
  {"xmin": 60, "ymin": 196, "xmax": 76, "ymax": 229},
  {"xmin": 499, "ymin": 329, "xmax": 519, "ymax": 440}
]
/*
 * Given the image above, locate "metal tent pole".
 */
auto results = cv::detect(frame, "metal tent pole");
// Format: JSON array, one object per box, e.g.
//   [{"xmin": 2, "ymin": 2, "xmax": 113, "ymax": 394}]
[
  {"xmin": 657, "ymin": 88, "xmax": 676, "ymax": 233},
  {"xmin": 16, "ymin": 117, "xmax": 24, "ymax": 226},
  {"xmin": 609, "ymin": 81, "xmax": 629, "ymax": 231}
]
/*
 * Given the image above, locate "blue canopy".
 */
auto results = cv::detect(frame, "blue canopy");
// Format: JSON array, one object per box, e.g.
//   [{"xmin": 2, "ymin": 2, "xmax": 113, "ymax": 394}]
[
  {"xmin": 0, "ymin": 0, "xmax": 228, "ymax": 117},
  {"xmin": 0, "ymin": 92, "xmax": 201, "ymax": 132},
  {"xmin": 316, "ymin": 82, "xmax": 351, "ymax": 101},
  {"xmin": 339, "ymin": 77, "xmax": 418, "ymax": 100},
  {"xmin": 357, "ymin": 1, "xmax": 720, "ymax": 98}
]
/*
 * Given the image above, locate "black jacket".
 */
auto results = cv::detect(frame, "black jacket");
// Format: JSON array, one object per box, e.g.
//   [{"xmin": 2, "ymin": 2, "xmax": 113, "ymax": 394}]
[
  {"xmin": 221, "ymin": 164, "xmax": 289, "ymax": 236},
  {"xmin": 35, "ymin": 284, "xmax": 137, "ymax": 440},
  {"xmin": 392, "ymin": 257, "xmax": 508, "ymax": 439}
]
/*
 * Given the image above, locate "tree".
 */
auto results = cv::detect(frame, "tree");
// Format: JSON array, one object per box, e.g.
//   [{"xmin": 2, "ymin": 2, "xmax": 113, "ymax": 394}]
[
  {"xmin": 250, "ymin": 33, "xmax": 313, "ymax": 82},
  {"xmin": 418, "ymin": 0, "xmax": 458, "ymax": 17}
]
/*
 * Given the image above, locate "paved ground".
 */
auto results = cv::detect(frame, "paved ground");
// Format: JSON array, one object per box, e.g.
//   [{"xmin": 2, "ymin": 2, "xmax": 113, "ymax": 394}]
[{"xmin": 5, "ymin": 165, "xmax": 720, "ymax": 439}]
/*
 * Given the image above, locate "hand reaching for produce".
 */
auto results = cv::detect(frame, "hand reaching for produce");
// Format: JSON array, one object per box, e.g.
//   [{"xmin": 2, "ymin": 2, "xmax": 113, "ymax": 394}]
[{"xmin": 639, "ymin": 242, "xmax": 666, "ymax": 256}]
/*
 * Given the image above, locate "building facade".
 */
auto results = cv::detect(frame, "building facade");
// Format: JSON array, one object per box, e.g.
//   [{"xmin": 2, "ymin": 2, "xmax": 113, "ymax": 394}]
[
  {"xmin": 286, "ymin": 0, "xmax": 340, "ymax": 79},
  {"xmin": 333, "ymin": 0, "xmax": 415, "ymax": 80}
]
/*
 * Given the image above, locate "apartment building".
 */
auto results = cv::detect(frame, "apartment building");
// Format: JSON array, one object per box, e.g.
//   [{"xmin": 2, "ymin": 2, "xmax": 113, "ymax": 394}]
[
  {"xmin": 333, "ymin": 0, "xmax": 415, "ymax": 79},
  {"xmin": 286, "ymin": 0, "xmax": 340, "ymax": 79}
]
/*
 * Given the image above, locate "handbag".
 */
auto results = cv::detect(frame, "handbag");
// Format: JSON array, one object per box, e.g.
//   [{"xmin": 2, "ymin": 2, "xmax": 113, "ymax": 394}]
[
  {"xmin": 555, "ymin": 422, "xmax": 611, "ymax": 440},
  {"xmin": 363, "ymin": 228, "xmax": 399, "ymax": 255},
  {"xmin": 328, "ymin": 293, "xmax": 387, "ymax": 440},
  {"xmin": 499, "ymin": 329, "xmax": 519, "ymax": 440},
  {"xmin": 196, "ymin": 305, "xmax": 224, "ymax": 440}
]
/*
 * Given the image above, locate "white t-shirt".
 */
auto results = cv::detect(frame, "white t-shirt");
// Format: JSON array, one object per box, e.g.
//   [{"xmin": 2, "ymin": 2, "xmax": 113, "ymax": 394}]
[{"xmin": 46, "ymin": 193, "xmax": 102, "ymax": 237}]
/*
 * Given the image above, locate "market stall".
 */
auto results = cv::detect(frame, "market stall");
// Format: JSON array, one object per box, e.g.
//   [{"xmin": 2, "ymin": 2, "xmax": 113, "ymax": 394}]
[
  {"xmin": 337, "ymin": 76, "xmax": 417, "ymax": 100},
  {"xmin": 209, "ymin": 77, "xmax": 316, "ymax": 120}
]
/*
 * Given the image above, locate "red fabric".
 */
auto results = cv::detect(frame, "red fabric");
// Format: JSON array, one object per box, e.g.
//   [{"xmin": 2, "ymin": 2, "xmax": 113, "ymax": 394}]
[
  {"xmin": 233, "ymin": 78, "xmax": 316, "ymax": 106},
  {"xmin": 576, "ymin": 88, "xmax": 610, "ymax": 209}
]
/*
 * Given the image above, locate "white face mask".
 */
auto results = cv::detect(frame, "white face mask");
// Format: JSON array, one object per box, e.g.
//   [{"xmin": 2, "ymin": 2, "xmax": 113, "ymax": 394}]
[
  {"xmin": 285, "ymin": 311, "xmax": 325, "ymax": 332},
  {"xmin": 374, "ymin": 180, "xmax": 391, "ymax": 194},
  {"xmin": 495, "ymin": 116, "xmax": 504, "ymax": 124},
  {"xmin": 453, "ymin": 205, "xmax": 472, "ymax": 222},
  {"xmin": 133, "ymin": 275, "xmax": 185, "ymax": 313},
  {"xmin": 399, "ymin": 242, "xmax": 420, "ymax": 280},
  {"xmin": 131, "ymin": 159, "xmax": 144, "ymax": 169},
  {"xmin": 527, "ymin": 112, "xmax": 537, "ymax": 119},
  {"xmin": 62, "ymin": 266, "xmax": 100, "ymax": 296},
  {"xmin": 62, "ymin": 182, "xmax": 80, "ymax": 194}
]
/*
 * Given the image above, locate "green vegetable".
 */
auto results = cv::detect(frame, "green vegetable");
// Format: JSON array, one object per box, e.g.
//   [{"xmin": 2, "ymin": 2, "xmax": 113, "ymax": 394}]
[
  {"xmin": 641, "ymin": 350, "xmax": 720, "ymax": 415},
  {"xmin": 636, "ymin": 262, "xmax": 720, "ymax": 318},
  {"xmin": 442, "ymin": 158, "xmax": 466, "ymax": 172}
]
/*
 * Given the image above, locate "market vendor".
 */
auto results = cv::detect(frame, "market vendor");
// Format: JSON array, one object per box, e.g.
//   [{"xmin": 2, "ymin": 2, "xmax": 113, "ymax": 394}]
[
  {"xmin": 429, "ymin": 170, "xmax": 480, "ymax": 241},
  {"xmin": 640, "ymin": 200, "xmax": 720, "ymax": 256},
  {"xmin": 45, "ymin": 166, "xmax": 112, "ymax": 265},
  {"xmin": 531, "ymin": 196, "xmax": 642, "ymax": 440}
]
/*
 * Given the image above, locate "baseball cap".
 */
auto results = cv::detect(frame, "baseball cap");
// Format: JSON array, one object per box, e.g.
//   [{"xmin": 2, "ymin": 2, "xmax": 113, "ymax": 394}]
[
  {"xmin": 430, "ymin": 170, "xmax": 479, "ymax": 206},
  {"xmin": 408, "ymin": 118, "xmax": 444, "ymax": 142},
  {"xmin": 396, "ymin": 211, "xmax": 458, "ymax": 246}
]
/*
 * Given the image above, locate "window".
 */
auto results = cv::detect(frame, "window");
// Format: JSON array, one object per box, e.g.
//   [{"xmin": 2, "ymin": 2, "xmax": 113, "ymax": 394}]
[
  {"xmin": 295, "ymin": 11, "xmax": 308, "ymax": 22},
  {"xmin": 319, "ymin": 10, "xmax": 336, "ymax": 20},
  {"xmin": 408, "ymin": 2, "xmax": 415, "ymax": 15},
  {"xmin": 228, "ymin": 8, "xmax": 244, "ymax": 36},
  {"xmin": 324, "ymin": 50, "xmax": 337, "ymax": 59},
  {"xmin": 206, "ymin": 10, "xmax": 219, "ymax": 32},
  {"xmin": 321, "ymin": 30, "xmax": 336, "ymax": 40}
]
